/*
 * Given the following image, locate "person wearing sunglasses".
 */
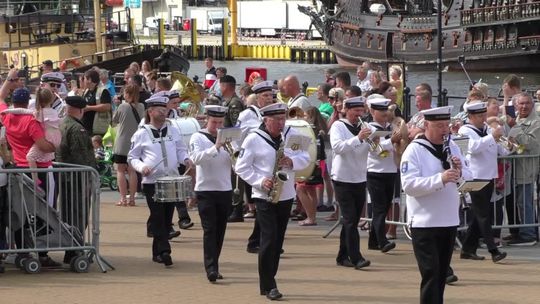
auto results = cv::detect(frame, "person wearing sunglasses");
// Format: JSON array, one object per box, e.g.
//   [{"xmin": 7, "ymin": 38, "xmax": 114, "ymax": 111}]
[
  {"xmin": 27, "ymin": 72, "xmax": 67, "ymax": 118},
  {"xmin": 401, "ymin": 106, "xmax": 472, "ymax": 304}
]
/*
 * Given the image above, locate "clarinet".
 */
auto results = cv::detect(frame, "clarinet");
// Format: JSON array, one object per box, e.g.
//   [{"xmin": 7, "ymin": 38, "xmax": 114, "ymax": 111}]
[{"xmin": 443, "ymin": 135, "xmax": 469, "ymax": 211}]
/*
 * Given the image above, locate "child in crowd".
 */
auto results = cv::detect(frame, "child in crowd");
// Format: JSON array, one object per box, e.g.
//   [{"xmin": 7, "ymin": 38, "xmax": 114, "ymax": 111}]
[{"xmin": 92, "ymin": 135, "xmax": 106, "ymax": 161}]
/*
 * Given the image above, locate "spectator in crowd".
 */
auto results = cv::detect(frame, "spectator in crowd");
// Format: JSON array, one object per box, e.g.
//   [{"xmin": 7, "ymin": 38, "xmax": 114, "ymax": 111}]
[
  {"xmin": 208, "ymin": 67, "xmax": 227, "ymax": 97},
  {"xmin": 156, "ymin": 78, "xmax": 172, "ymax": 93},
  {"xmin": 283, "ymin": 75, "xmax": 312, "ymax": 111},
  {"xmin": 82, "ymin": 69, "xmax": 112, "ymax": 136},
  {"xmin": 334, "ymin": 72, "xmax": 351, "ymax": 90},
  {"xmin": 507, "ymin": 93, "xmax": 540, "ymax": 246},
  {"xmin": 317, "ymin": 83, "xmax": 334, "ymax": 120},
  {"xmin": 40, "ymin": 59, "xmax": 54, "ymax": 75},
  {"xmin": 204, "ymin": 57, "xmax": 216, "ymax": 76},
  {"xmin": 356, "ymin": 65, "xmax": 371, "ymax": 93},
  {"xmin": 112, "ymin": 84, "xmax": 145, "ymax": 207},
  {"xmin": 100, "ymin": 69, "xmax": 116, "ymax": 98},
  {"xmin": 345, "ymin": 85, "xmax": 362, "ymax": 99},
  {"xmin": 141, "ymin": 60, "xmax": 153, "ymax": 76},
  {"xmin": 325, "ymin": 68, "xmax": 336, "ymax": 86},
  {"xmin": 276, "ymin": 78, "xmax": 290, "ymax": 104},
  {"xmin": 129, "ymin": 62, "xmax": 141, "ymax": 75},
  {"xmin": 131, "ymin": 75, "xmax": 151, "ymax": 108},
  {"xmin": 124, "ymin": 68, "xmax": 135, "ymax": 85},
  {"xmin": 388, "ymin": 66, "xmax": 403, "ymax": 110},
  {"xmin": 145, "ymin": 70, "xmax": 158, "ymax": 94}
]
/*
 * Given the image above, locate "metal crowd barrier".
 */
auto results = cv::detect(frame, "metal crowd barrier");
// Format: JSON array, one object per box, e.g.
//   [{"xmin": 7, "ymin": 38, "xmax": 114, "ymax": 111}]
[
  {"xmin": 323, "ymin": 154, "xmax": 540, "ymax": 244},
  {"xmin": 0, "ymin": 163, "xmax": 114, "ymax": 274}
]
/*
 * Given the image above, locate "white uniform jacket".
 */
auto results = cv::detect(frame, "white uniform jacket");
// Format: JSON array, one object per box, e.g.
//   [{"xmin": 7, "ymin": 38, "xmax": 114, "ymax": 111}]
[
  {"xmin": 128, "ymin": 122, "xmax": 190, "ymax": 184},
  {"xmin": 236, "ymin": 105, "xmax": 262, "ymax": 144},
  {"xmin": 235, "ymin": 127, "xmax": 310, "ymax": 201},
  {"xmin": 458, "ymin": 123, "xmax": 510, "ymax": 180},
  {"xmin": 329, "ymin": 119, "xmax": 370, "ymax": 183},
  {"xmin": 189, "ymin": 130, "xmax": 232, "ymax": 192},
  {"xmin": 401, "ymin": 138, "xmax": 472, "ymax": 228},
  {"xmin": 367, "ymin": 121, "xmax": 397, "ymax": 173}
]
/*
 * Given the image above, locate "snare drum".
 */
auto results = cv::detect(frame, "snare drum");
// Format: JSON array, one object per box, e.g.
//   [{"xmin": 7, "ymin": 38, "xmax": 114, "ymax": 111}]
[{"xmin": 155, "ymin": 176, "xmax": 193, "ymax": 202}]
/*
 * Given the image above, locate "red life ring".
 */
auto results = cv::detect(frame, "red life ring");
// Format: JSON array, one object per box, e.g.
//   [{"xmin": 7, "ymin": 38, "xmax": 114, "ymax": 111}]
[{"xmin": 59, "ymin": 59, "xmax": 80, "ymax": 71}]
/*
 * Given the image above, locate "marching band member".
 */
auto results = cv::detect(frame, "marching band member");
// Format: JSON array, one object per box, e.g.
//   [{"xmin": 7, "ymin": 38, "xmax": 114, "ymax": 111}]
[
  {"xmin": 365, "ymin": 95, "xmax": 400, "ymax": 253},
  {"xmin": 128, "ymin": 96, "xmax": 194, "ymax": 267},
  {"xmin": 401, "ymin": 106, "xmax": 472, "ymax": 304},
  {"xmin": 329, "ymin": 96, "xmax": 372, "ymax": 270},
  {"xmin": 189, "ymin": 105, "xmax": 232, "ymax": 283},
  {"xmin": 458, "ymin": 101, "xmax": 508, "ymax": 263},
  {"xmin": 235, "ymin": 103, "xmax": 310, "ymax": 300}
]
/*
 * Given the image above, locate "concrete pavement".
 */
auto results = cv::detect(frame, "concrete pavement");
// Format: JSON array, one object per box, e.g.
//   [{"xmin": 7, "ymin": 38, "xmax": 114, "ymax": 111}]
[{"xmin": 0, "ymin": 189, "xmax": 538, "ymax": 304}]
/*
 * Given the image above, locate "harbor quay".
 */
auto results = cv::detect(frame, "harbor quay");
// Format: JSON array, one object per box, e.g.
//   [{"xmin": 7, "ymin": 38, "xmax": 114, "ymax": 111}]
[{"xmin": 0, "ymin": 190, "xmax": 538, "ymax": 304}]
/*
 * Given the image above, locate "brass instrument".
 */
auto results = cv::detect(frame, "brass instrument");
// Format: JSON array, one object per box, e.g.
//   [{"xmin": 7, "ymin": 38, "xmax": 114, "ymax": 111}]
[
  {"xmin": 486, "ymin": 117, "xmax": 525, "ymax": 154},
  {"xmin": 171, "ymin": 71, "xmax": 202, "ymax": 118},
  {"xmin": 268, "ymin": 139, "xmax": 289, "ymax": 204},
  {"xmin": 388, "ymin": 104, "xmax": 409, "ymax": 166},
  {"xmin": 287, "ymin": 107, "xmax": 305, "ymax": 120},
  {"xmin": 357, "ymin": 116, "xmax": 390, "ymax": 158}
]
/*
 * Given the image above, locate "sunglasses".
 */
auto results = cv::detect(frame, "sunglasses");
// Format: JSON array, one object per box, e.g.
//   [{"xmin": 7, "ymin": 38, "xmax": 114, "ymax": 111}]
[{"xmin": 48, "ymin": 83, "xmax": 61, "ymax": 88}]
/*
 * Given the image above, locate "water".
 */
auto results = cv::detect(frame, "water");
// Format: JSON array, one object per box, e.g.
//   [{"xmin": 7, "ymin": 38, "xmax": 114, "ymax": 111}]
[{"xmin": 188, "ymin": 60, "xmax": 540, "ymax": 113}]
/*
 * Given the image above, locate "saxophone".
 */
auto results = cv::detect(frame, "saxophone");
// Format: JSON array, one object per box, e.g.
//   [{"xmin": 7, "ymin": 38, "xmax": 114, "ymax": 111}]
[{"xmin": 267, "ymin": 139, "xmax": 289, "ymax": 204}]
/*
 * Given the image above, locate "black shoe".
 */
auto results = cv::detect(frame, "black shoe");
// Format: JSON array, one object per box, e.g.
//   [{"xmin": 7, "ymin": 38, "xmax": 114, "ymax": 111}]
[
  {"xmin": 491, "ymin": 251, "xmax": 507, "ymax": 263},
  {"xmin": 152, "ymin": 255, "xmax": 164, "ymax": 264},
  {"xmin": 368, "ymin": 245, "xmax": 379, "ymax": 250},
  {"xmin": 507, "ymin": 237, "xmax": 537, "ymax": 246},
  {"xmin": 178, "ymin": 219, "xmax": 194, "ymax": 230},
  {"xmin": 354, "ymin": 258, "xmax": 371, "ymax": 269},
  {"xmin": 228, "ymin": 215, "xmax": 244, "ymax": 223},
  {"xmin": 446, "ymin": 274, "xmax": 459, "ymax": 284},
  {"xmin": 381, "ymin": 242, "xmax": 396, "ymax": 253},
  {"xmin": 161, "ymin": 252, "xmax": 173, "ymax": 266},
  {"xmin": 265, "ymin": 288, "xmax": 283, "ymax": 300},
  {"xmin": 147, "ymin": 231, "xmax": 153, "ymax": 238},
  {"xmin": 39, "ymin": 256, "xmax": 62, "ymax": 268},
  {"xmin": 207, "ymin": 271, "xmax": 218, "ymax": 283},
  {"xmin": 168, "ymin": 229, "xmax": 181, "ymax": 240},
  {"xmin": 460, "ymin": 251, "xmax": 485, "ymax": 260},
  {"xmin": 246, "ymin": 246, "xmax": 259, "ymax": 254},
  {"xmin": 336, "ymin": 259, "xmax": 355, "ymax": 267}
]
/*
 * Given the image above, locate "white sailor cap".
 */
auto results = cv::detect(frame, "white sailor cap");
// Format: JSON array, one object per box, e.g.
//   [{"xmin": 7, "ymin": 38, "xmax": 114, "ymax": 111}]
[
  {"xmin": 205, "ymin": 105, "xmax": 228, "ymax": 117},
  {"xmin": 343, "ymin": 96, "xmax": 366, "ymax": 109},
  {"xmin": 463, "ymin": 101, "xmax": 487, "ymax": 114},
  {"xmin": 167, "ymin": 89, "xmax": 180, "ymax": 99},
  {"xmin": 366, "ymin": 94, "xmax": 390, "ymax": 110},
  {"xmin": 41, "ymin": 72, "xmax": 64, "ymax": 83},
  {"xmin": 421, "ymin": 105, "xmax": 453, "ymax": 121},
  {"xmin": 252, "ymin": 80, "xmax": 274, "ymax": 94},
  {"xmin": 146, "ymin": 96, "xmax": 169, "ymax": 107},
  {"xmin": 149, "ymin": 91, "xmax": 169, "ymax": 99},
  {"xmin": 260, "ymin": 103, "xmax": 287, "ymax": 116}
]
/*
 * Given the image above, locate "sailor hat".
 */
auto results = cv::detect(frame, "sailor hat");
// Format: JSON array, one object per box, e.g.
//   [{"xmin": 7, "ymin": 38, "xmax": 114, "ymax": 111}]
[
  {"xmin": 260, "ymin": 103, "xmax": 287, "ymax": 116},
  {"xmin": 252, "ymin": 80, "xmax": 274, "ymax": 94},
  {"xmin": 167, "ymin": 89, "xmax": 180, "ymax": 100},
  {"xmin": 421, "ymin": 105, "xmax": 453, "ymax": 121},
  {"xmin": 205, "ymin": 105, "xmax": 228, "ymax": 117},
  {"xmin": 463, "ymin": 101, "xmax": 487, "ymax": 114},
  {"xmin": 41, "ymin": 72, "xmax": 64, "ymax": 83},
  {"xmin": 343, "ymin": 96, "xmax": 366, "ymax": 109},
  {"xmin": 149, "ymin": 91, "xmax": 169, "ymax": 99},
  {"xmin": 146, "ymin": 96, "xmax": 169, "ymax": 107},
  {"xmin": 366, "ymin": 94, "xmax": 390, "ymax": 110}
]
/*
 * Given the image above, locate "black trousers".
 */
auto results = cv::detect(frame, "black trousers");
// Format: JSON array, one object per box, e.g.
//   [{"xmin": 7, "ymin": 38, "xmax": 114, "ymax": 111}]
[
  {"xmin": 333, "ymin": 180, "xmax": 366, "ymax": 264},
  {"xmin": 143, "ymin": 184, "xmax": 175, "ymax": 257},
  {"xmin": 411, "ymin": 227, "xmax": 457, "ymax": 304},
  {"xmin": 462, "ymin": 180, "xmax": 498, "ymax": 253},
  {"xmin": 367, "ymin": 172, "xmax": 397, "ymax": 248},
  {"xmin": 247, "ymin": 217, "xmax": 260, "ymax": 249},
  {"xmin": 254, "ymin": 198, "xmax": 293, "ymax": 294},
  {"xmin": 196, "ymin": 190, "xmax": 232, "ymax": 275}
]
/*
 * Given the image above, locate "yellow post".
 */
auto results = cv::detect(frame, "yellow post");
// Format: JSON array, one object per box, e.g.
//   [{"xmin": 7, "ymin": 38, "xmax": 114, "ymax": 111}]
[
  {"xmin": 158, "ymin": 19, "xmax": 165, "ymax": 49},
  {"xmin": 93, "ymin": 1, "xmax": 103, "ymax": 58},
  {"xmin": 222, "ymin": 17, "xmax": 229, "ymax": 59},
  {"xmin": 191, "ymin": 19, "xmax": 198, "ymax": 59},
  {"xmin": 228, "ymin": 0, "xmax": 238, "ymax": 45}
]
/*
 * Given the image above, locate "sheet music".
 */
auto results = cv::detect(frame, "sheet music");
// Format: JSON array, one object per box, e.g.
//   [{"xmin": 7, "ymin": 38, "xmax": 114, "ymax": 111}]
[
  {"xmin": 458, "ymin": 180, "xmax": 489, "ymax": 192},
  {"xmin": 217, "ymin": 127, "xmax": 242, "ymax": 144},
  {"xmin": 285, "ymin": 134, "xmax": 311, "ymax": 151}
]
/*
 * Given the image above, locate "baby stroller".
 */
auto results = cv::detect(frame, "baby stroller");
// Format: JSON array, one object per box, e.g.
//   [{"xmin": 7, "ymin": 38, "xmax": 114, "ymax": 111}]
[
  {"xmin": 97, "ymin": 147, "xmax": 118, "ymax": 191},
  {"xmin": 7, "ymin": 173, "xmax": 88, "ymax": 273}
]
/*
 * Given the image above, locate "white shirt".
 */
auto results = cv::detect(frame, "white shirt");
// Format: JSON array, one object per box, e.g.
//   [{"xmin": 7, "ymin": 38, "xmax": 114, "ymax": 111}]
[
  {"xmin": 236, "ymin": 105, "xmax": 262, "ymax": 144},
  {"xmin": 329, "ymin": 119, "xmax": 370, "ymax": 183},
  {"xmin": 128, "ymin": 122, "xmax": 190, "ymax": 184},
  {"xmin": 189, "ymin": 130, "xmax": 232, "ymax": 191},
  {"xmin": 367, "ymin": 121, "xmax": 397, "ymax": 173},
  {"xmin": 401, "ymin": 138, "xmax": 472, "ymax": 228},
  {"xmin": 287, "ymin": 93, "xmax": 312, "ymax": 112},
  {"xmin": 235, "ymin": 127, "xmax": 310, "ymax": 201},
  {"xmin": 357, "ymin": 71, "xmax": 372, "ymax": 92},
  {"xmin": 458, "ymin": 123, "xmax": 509, "ymax": 179}
]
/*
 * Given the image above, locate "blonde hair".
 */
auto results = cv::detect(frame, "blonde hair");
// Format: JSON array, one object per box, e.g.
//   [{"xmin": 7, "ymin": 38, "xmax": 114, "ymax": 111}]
[{"xmin": 35, "ymin": 87, "xmax": 55, "ymax": 121}]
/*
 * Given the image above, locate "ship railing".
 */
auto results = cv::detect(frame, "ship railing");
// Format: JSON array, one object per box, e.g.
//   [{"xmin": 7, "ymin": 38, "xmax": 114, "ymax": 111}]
[{"xmin": 461, "ymin": 2, "xmax": 540, "ymax": 25}]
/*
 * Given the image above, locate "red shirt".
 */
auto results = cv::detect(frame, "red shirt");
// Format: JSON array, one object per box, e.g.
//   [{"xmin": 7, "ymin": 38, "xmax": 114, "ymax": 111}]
[{"xmin": 0, "ymin": 103, "xmax": 51, "ymax": 167}]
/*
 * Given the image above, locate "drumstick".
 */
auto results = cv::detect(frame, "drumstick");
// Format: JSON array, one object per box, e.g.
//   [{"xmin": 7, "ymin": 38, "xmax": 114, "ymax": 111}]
[
  {"xmin": 150, "ymin": 158, "xmax": 165, "ymax": 172},
  {"xmin": 183, "ymin": 166, "xmax": 192, "ymax": 176}
]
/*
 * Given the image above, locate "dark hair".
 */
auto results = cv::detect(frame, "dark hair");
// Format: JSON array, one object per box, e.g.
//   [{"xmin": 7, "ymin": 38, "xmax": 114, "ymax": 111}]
[
  {"xmin": 416, "ymin": 83, "xmax": 432, "ymax": 95},
  {"xmin": 131, "ymin": 74, "xmax": 143, "ymax": 87},
  {"xmin": 146, "ymin": 70, "xmax": 158, "ymax": 81},
  {"xmin": 84, "ymin": 70, "xmax": 100, "ymax": 84},
  {"xmin": 334, "ymin": 72, "xmax": 351, "ymax": 87},
  {"xmin": 346, "ymin": 85, "xmax": 362, "ymax": 97},
  {"xmin": 319, "ymin": 83, "xmax": 333, "ymax": 96},
  {"xmin": 503, "ymin": 74, "xmax": 521, "ymax": 89},
  {"xmin": 377, "ymin": 81, "xmax": 392, "ymax": 95},
  {"xmin": 156, "ymin": 78, "xmax": 172, "ymax": 90},
  {"xmin": 216, "ymin": 67, "xmax": 227, "ymax": 75},
  {"xmin": 306, "ymin": 107, "xmax": 328, "ymax": 137}
]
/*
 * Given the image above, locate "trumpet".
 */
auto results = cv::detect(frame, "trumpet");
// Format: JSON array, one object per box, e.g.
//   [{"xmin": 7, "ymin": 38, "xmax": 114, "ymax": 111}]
[
  {"xmin": 498, "ymin": 136, "xmax": 525, "ymax": 154},
  {"xmin": 357, "ymin": 116, "xmax": 390, "ymax": 158}
]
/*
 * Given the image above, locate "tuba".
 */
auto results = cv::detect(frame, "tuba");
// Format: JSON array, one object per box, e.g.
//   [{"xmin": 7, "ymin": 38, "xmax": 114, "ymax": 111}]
[
  {"xmin": 171, "ymin": 71, "xmax": 203, "ymax": 117},
  {"xmin": 287, "ymin": 106, "xmax": 305, "ymax": 120},
  {"xmin": 267, "ymin": 139, "xmax": 289, "ymax": 204},
  {"xmin": 388, "ymin": 104, "xmax": 409, "ymax": 166}
]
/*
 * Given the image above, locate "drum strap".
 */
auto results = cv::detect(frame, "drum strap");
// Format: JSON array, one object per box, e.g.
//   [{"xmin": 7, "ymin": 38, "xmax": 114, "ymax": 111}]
[
  {"xmin": 143, "ymin": 125, "xmax": 170, "ymax": 168},
  {"xmin": 339, "ymin": 120, "xmax": 360, "ymax": 135},
  {"xmin": 160, "ymin": 134, "xmax": 169, "ymax": 168}
]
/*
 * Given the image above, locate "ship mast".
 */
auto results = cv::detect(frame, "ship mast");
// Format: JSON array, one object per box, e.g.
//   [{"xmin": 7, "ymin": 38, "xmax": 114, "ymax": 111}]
[{"xmin": 436, "ymin": 0, "xmax": 443, "ymax": 106}]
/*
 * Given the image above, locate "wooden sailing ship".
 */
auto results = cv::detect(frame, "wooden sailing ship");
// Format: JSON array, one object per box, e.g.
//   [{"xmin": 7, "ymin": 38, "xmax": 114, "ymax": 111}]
[{"xmin": 300, "ymin": 0, "xmax": 540, "ymax": 71}]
